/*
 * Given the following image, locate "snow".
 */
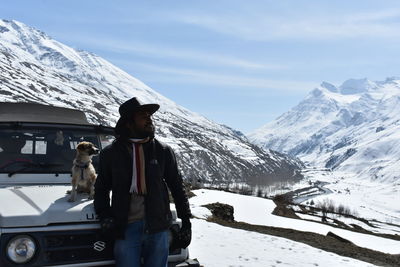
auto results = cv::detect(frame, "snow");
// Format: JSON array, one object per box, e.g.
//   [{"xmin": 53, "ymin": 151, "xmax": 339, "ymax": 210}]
[
  {"xmin": 339, "ymin": 78, "xmax": 376, "ymax": 95},
  {"xmin": 190, "ymin": 219, "xmax": 375, "ymax": 267},
  {"xmin": 221, "ymin": 139, "xmax": 259, "ymax": 161},
  {"xmin": 190, "ymin": 189, "xmax": 400, "ymax": 255},
  {"xmin": 248, "ymin": 76, "xmax": 400, "ymax": 184},
  {"xmin": 299, "ymin": 169, "xmax": 400, "ymax": 226},
  {"xmin": 323, "ymin": 88, "xmax": 360, "ymax": 104}
]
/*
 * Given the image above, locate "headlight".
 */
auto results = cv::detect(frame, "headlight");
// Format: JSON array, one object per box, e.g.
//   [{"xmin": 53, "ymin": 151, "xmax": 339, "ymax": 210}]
[{"xmin": 6, "ymin": 235, "xmax": 36, "ymax": 264}]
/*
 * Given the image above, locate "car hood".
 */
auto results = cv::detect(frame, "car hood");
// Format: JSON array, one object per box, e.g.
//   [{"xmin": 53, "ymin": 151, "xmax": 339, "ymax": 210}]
[{"xmin": 0, "ymin": 185, "xmax": 98, "ymax": 227}]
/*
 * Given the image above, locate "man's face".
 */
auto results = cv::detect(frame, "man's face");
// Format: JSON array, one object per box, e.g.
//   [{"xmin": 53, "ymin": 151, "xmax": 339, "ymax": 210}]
[{"xmin": 127, "ymin": 110, "xmax": 155, "ymax": 138}]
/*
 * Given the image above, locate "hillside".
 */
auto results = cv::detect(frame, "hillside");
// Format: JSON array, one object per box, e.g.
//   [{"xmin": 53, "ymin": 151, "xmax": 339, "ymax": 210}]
[{"xmin": 0, "ymin": 19, "xmax": 303, "ymax": 186}]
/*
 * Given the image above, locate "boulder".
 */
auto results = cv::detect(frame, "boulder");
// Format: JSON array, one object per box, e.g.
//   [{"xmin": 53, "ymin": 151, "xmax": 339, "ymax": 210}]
[{"xmin": 203, "ymin": 202, "xmax": 234, "ymax": 222}]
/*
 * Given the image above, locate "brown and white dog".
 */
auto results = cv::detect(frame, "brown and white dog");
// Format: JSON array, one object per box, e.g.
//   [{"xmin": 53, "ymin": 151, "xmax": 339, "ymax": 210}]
[{"xmin": 68, "ymin": 141, "xmax": 99, "ymax": 202}]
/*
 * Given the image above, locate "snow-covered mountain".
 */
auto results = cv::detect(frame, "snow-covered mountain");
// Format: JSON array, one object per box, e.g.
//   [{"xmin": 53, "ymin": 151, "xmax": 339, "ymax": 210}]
[
  {"xmin": 0, "ymin": 19, "xmax": 303, "ymax": 186},
  {"xmin": 248, "ymin": 77, "xmax": 400, "ymax": 183}
]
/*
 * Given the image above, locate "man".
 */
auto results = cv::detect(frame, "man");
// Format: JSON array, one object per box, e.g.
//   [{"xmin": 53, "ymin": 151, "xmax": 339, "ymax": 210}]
[{"xmin": 94, "ymin": 97, "xmax": 192, "ymax": 267}]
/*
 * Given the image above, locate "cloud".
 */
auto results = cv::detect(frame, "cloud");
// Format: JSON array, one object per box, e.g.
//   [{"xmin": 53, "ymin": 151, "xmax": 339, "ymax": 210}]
[
  {"xmin": 64, "ymin": 34, "xmax": 285, "ymax": 70},
  {"xmin": 346, "ymin": 9, "xmax": 400, "ymax": 22},
  {"xmin": 169, "ymin": 8, "xmax": 400, "ymax": 41},
  {"xmin": 114, "ymin": 43, "xmax": 281, "ymax": 69},
  {"xmin": 121, "ymin": 62, "xmax": 317, "ymax": 93}
]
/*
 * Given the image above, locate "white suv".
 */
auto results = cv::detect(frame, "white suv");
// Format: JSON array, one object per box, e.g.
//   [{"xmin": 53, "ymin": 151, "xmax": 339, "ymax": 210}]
[{"xmin": 0, "ymin": 102, "xmax": 197, "ymax": 267}]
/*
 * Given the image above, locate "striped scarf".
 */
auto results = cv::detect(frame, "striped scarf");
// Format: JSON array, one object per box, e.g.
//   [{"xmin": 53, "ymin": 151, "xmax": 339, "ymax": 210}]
[{"xmin": 128, "ymin": 137, "xmax": 150, "ymax": 195}]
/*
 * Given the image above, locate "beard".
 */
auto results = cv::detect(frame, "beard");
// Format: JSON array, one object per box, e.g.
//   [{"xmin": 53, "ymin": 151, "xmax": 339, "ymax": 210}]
[
  {"xmin": 129, "ymin": 122, "xmax": 155, "ymax": 138},
  {"xmin": 142, "ymin": 123, "xmax": 155, "ymax": 137}
]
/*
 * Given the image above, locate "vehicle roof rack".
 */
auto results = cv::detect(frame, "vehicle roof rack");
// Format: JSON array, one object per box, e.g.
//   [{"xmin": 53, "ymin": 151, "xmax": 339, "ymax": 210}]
[{"xmin": 0, "ymin": 102, "xmax": 91, "ymax": 125}]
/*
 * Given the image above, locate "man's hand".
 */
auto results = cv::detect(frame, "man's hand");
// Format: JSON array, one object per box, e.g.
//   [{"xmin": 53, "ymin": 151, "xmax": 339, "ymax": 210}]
[
  {"xmin": 178, "ymin": 218, "xmax": 192, "ymax": 248},
  {"xmin": 99, "ymin": 217, "xmax": 115, "ymax": 239},
  {"xmin": 170, "ymin": 218, "xmax": 192, "ymax": 250}
]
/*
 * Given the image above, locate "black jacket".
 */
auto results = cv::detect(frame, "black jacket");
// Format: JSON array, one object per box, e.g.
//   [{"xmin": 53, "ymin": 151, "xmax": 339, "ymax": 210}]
[{"xmin": 94, "ymin": 138, "xmax": 191, "ymax": 239}]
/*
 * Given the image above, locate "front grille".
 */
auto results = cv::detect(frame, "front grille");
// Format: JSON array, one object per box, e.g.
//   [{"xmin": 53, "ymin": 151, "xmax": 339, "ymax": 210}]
[
  {"xmin": 46, "ymin": 233, "xmax": 95, "ymax": 247},
  {"xmin": 43, "ymin": 231, "xmax": 113, "ymax": 264},
  {"xmin": 0, "ymin": 229, "xmax": 114, "ymax": 266}
]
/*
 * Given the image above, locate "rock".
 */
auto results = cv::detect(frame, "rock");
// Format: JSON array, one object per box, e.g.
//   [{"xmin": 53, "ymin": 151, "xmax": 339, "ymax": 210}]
[
  {"xmin": 203, "ymin": 202, "xmax": 234, "ymax": 222},
  {"xmin": 326, "ymin": 231, "xmax": 353, "ymax": 244},
  {"xmin": 272, "ymin": 204, "xmax": 300, "ymax": 219}
]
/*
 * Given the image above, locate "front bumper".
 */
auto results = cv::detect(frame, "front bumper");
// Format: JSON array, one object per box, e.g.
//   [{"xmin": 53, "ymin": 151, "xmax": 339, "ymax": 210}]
[{"xmin": 0, "ymin": 223, "xmax": 194, "ymax": 267}]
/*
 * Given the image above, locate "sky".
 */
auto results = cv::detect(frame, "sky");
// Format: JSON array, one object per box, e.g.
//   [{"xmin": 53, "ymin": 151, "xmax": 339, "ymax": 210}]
[{"xmin": 1, "ymin": 0, "xmax": 400, "ymax": 133}]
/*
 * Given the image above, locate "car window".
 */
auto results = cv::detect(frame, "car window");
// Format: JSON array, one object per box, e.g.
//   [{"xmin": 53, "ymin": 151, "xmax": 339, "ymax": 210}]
[{"xmin": 0, "ymin": 128, "xmax": 103, "ymax": 174}]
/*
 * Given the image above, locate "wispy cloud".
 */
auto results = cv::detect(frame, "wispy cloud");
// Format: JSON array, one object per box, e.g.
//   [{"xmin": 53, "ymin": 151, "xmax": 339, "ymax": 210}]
[
  {"xmin": 64, "ymin": 34, "xmax": 285, "ymax": 70},
  {"xmin": 169, "ymin": 8, "xmax": 400, "ymax": 41},
  {"xmin": 113, "ymin": 42, "xmax": 280, "ymax": 69},
  {"xmin": 121, "ymin": 62, "xmax": 317, "ymax": 93},
  {"xmin": 346, "ymin": 9, "xmax": 400, "ymax": 22}
]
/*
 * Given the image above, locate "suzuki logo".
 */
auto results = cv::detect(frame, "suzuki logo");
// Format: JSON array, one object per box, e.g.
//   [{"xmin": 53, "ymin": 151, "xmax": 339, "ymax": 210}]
[{"xmin": 93, "ymin": 241, "xmax": 106, "ymax": 252}]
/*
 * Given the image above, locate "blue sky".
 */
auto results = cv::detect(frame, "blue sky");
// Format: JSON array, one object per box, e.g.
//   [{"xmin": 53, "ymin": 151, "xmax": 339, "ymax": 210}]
[{"xmin": 2, "ymin": 0, "xmax": 400, "ymax": 133}]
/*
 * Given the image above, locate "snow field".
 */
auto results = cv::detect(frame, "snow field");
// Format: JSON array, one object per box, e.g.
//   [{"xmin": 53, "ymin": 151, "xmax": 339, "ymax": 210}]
[
  {"xmin": 300, "ymin": 170, "xmax": 400, "ymax": 225},
  {"xmin": 190, "ymin": 189, "xmax": 400, "ymax": 254},
  {"xmin": 190, "ymin": 218, "xmax": 375, "ymax": 267}
]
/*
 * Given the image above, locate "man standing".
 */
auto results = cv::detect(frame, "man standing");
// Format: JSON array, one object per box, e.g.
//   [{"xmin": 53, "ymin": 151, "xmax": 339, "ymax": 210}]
[{"xmin": 94, "ymin": 97, "xmax": 192, "ymax": 267}]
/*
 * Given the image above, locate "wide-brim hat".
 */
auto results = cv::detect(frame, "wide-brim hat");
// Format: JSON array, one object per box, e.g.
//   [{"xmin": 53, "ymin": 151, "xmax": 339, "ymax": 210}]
[
  {"xmin": 119, "ymin": 97, "xmax": 159, "ymax": 117},
  {"xmin": 115, "ymin": 97, "xmax": 160, "ymax": 134}
]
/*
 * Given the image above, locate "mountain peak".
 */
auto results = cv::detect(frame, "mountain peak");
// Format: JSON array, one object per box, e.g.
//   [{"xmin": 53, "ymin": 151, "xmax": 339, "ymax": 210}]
[
  {"xmin": 339, "ymin": 78, "xmax": 376, "ymax": 95},
  {"xmin": 320, "ymin": 82, "xmax": 339, "ymax": 93},
  {"xmin": 382, "ymin": 76, "xmax": 400, "ymax": 84},
  {"xmin": 0, "ymin": 19, "xmax": 48, "ymax": 38}
]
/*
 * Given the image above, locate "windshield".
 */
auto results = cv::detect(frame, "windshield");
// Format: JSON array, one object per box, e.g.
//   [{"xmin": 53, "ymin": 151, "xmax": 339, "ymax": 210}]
[{"xmin": 0, "ymin": 126, "xmax": 114, "ymax": 174}]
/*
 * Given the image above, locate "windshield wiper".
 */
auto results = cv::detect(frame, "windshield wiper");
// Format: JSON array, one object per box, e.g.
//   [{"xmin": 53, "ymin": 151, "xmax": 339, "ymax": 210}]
[{"xmin": 7, "ymin": 162, "xmax": 64, "ymax": 177}]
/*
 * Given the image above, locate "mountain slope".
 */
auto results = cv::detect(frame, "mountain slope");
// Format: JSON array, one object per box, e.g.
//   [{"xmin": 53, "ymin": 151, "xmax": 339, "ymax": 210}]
[
  {"xmin": 0, "ymin": 19, "xmax": 303, "ymax": 186},
  {"xmin": 248, "ymin": 78, "xmax": 400, "ymax": 183}
]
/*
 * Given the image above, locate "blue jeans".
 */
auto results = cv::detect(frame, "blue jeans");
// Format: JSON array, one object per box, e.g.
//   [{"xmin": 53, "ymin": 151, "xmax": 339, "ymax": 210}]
[{"xmin": 114, "ymin": 220, "xmax": 169, "ymax": 267}]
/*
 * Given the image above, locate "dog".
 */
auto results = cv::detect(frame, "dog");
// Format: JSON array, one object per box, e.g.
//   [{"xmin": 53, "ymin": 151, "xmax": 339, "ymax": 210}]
[{"xmin": 68, "ymin": 141, "xmax": 99, "ymax": 202}]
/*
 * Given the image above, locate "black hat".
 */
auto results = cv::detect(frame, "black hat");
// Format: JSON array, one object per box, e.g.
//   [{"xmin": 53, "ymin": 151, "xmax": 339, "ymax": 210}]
[
  {"xmin": 118, "ymin": 97, "xmax": 160, "ymax": 117},
  {"xmin": 115, "ymin": 97, "xmax": 160, "ymax": 136}
]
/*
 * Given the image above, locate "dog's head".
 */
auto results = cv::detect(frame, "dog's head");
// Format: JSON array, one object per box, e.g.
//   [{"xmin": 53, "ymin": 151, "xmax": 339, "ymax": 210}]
[{"xmin": 76, "ymin": 141, "xmax": 99, "ymax": 156}]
